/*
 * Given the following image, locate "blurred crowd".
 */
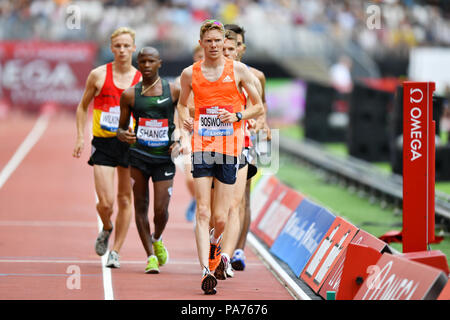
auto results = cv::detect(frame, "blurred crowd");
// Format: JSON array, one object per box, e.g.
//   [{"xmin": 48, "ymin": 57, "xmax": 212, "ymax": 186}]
[{"xmin": 0, "ymin": 0, "xmax": 449, "ymax": 60}]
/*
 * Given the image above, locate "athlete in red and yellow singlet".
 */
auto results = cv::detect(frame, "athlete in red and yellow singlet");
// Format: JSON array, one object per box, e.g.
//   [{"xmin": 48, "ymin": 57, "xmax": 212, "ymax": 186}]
[
  {"xmin": 92, "ymin": 62, "xmax": 141, "ymax": 138},
  {"xmin": 72, "ymin": 27, "xmax": 141, "ymax": 269}
]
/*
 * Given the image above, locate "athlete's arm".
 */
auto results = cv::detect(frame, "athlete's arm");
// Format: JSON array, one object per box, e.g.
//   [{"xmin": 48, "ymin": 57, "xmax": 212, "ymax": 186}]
[
  {"xmin": 176, "ymin": 67, "xmax": 193, "ymax": 153},
  {"xmin": 73, "ymin": 69, "xmax": 99, "ymax": 158},
  {"xmin": 219, "ymin": 62, "xmax": 264, "ymax": 123},
  {"xmin": 117, "ymin": 87, "xmax": 136, "ymax": 145},
  {"xmin": 169, "ymin": 82, "xmax": 182, "ymax": 154},
  {"xmin": 251, "ymin": 67, "xmax": 272, "ymax": 140}
]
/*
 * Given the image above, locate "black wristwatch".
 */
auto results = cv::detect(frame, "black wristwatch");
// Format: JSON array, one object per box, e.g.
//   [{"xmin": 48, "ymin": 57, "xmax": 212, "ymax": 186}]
[{"xmin": 235, "ymin": 112, "xmax": 242, "ymax": 122}]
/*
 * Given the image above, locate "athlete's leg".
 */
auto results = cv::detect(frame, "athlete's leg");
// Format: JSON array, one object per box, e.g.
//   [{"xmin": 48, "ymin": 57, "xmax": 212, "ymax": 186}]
[
  {"xmin": 221, "ymin": 164, "xmax": 248, "ymax": 256},
  {"xmin": 194, "ymin": 176, "xmax": 214, "ymax": 269},
  {"xmin": 93, "ymin": 164, "xmax": 115, "ymax": 231},
  {"xmin": 111, "ymin": 166, "xmax": 133, "ymax": 253},
  {"xmin": 211, "ymin": 178, "xmax": 235, "ymax": 240},
  {"xmin": 184, "ymin": 159, "xmax": 196, "ymax": 222},
  {"xmin": 131, "ymin": 166, "xmax": 153, "ymax": 257},
  {"xmin": 236, "ymin": 178, "xmax": 252, "ymax": 250},
  {"xmin": 152, "ymin": 179, "xmax": 173, "ymax": 240},
  {"xmin": 184, "ymin": 160, "xmax": 195, "ymax": 197}
]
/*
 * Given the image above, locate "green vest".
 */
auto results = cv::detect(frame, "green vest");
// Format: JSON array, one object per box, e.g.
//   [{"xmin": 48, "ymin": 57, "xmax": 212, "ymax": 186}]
[{"xmin": 130, "ymin": 78, "xmax": 175, "ymax": 162}]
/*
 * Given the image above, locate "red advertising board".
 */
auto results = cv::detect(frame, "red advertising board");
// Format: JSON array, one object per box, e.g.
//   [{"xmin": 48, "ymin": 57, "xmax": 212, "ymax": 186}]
[
  {"xmin": 0, "ymin": 41, "xmax": 97, "ymax": 111},
  {"xmin": 402, "ymin": 82, "xmax": 435, "ymax": 252},
  {"xmin": 354, "ymin": 253, "xmax": 448, "ymax": 300},
  {"xmin": 252, "ymin": 188, "xmax": 304, "ymax": 247},
  {"xmin": 319, "ymin": 229, "xmax": 389, "ymax": 299},
  {"xmin": 300, "ymin": 216, "xmax": 358, "ymax": 293},
  {"xmin": 249, "ymin": 175, "xmax": 280, "ymax": 221}
]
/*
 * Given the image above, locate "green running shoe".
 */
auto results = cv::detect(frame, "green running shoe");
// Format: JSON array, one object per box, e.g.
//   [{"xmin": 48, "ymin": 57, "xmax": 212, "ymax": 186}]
[
  {"xmin": 145, "ymin": 255, "xmax": 159, "ymax": 274},
  {"xmin": 153, "ymin": 240, "xmax": 169, "ymax": 266}
]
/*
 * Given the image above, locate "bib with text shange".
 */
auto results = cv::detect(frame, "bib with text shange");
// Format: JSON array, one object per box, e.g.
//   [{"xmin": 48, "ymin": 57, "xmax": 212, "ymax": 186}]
[
  {"xmin": 100, "ymin": 105, "xmax": 120, "ymax": 132},
  {"xmin": 198, "ymin": 106, "xmax": 234, "ymax": 137},
  {"xmin": 136, "ymin": 118, "xmax": 169, "ymax": 147}
]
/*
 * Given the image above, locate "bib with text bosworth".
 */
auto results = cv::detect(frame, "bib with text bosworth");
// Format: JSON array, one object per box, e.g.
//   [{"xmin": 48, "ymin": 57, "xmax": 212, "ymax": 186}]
[{"xmin": 198, "ymin": 106, "xmax": 234, "ymax": 137}]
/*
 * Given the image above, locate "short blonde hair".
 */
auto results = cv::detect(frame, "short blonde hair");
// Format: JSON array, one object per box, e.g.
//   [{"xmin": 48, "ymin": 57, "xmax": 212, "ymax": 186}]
[
  {"xmin": 110, "ymin": 27, "xmax": 136, "ymax": 43},
  {"xmin": 200, "ymin": 19, "xmax": 225, "ymax": 39}
]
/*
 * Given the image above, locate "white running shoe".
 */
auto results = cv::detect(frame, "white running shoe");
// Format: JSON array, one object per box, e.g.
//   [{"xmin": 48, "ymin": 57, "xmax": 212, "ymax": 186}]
[{"xmin": 106, "ymin": 250, "xmax": 120, "ymax": 268}]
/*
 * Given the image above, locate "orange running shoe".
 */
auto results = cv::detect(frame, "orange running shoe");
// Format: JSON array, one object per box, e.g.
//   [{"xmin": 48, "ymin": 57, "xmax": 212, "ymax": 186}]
[{"xmin": 208, "ymin": 230, "xmax": 222, "ymax": 272}]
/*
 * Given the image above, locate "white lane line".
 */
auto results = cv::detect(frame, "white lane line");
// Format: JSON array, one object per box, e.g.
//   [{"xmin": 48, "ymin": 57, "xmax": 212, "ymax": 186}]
[
  {"xmin": 247, "ymin": 233, "xmax": 312, "ymax": 300},
  {"xmin": 0, "ymin": 113, "xmax": 50, "ymax": 189},
  {"xmin": 0, "ymin": 258, "xmax": 200, "ymax": 265},
  {"xmin": 97, "ymin": 214, "xmax": 114, "ymax": 300}
]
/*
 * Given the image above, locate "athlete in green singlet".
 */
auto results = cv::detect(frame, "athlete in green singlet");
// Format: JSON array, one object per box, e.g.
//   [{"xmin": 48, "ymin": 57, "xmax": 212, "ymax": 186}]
[{"xmin": 117, "ymin": 47, "xmax": 180, "ymax": 274}]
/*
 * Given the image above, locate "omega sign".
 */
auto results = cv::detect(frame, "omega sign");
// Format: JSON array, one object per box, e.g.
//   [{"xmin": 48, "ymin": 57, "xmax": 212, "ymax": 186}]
[
  {"xmin": 0, "ymin": 41, "xmax": 97, "ymax": 110},
  {"xmin": 402, "ymin": 81, "xmax": 435, "ymax": 253},
  {"xmin": 409, "ymin": 88, "xmax": 424, "ymax": 161}
]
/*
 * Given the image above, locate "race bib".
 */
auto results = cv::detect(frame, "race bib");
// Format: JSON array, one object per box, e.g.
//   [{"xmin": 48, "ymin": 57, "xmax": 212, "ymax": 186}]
[
  {"xmin": 136, "ymin": 118, "xmax": 169, "ymax": 147},
  {"xmin": 198, "ymin": 106, "xmax": 234, "ymax": 137},
  {"xmin": 100, "ymin": 106, "xmax": 120, "ymax": 132}
]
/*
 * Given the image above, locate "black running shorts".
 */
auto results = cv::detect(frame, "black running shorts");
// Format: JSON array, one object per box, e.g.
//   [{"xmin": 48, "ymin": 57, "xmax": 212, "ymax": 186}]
[
  {"xmin": 238, "ymin": 148, "xmax": 258, "ymax": 180},
  {"xmin": 130, "ymin": 155, "xmax": 175, "ymax": 182},
  {"xmin": 88, "ymin": 136, "xmax": 130, "ymax": 168},
  {"xmin": 191, "ymin": 152, "xmax": 238, "ymax": 185}
]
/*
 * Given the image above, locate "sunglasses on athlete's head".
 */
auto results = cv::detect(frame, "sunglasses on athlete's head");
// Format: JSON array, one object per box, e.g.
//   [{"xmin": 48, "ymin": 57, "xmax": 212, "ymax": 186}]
[{"xmin": 203, "ymin": 19, "xmax": 223, "ymax": 27}]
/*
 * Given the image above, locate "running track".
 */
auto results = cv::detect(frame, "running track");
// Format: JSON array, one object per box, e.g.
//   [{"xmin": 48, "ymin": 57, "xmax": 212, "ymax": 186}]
[{"xmin": 0, "ymin": 110, "xmax": 294, "ymax": 300}]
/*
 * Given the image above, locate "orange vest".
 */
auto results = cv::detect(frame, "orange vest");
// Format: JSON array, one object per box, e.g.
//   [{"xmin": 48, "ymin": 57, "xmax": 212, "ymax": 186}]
[{"xmin": 192, "ymin": 58, "xmax": 245, "ymax": 157}]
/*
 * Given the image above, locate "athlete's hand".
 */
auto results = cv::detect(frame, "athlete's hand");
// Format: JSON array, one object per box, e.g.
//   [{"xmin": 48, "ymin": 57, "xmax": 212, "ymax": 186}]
[
  {"xmin": 247, "ymin": 119, "xmax": 256, "ymax": 129},
  {"xmin": 117, "ymin": 127, "xmax": 136, "ymax": 144},
  {"xmin": 254, "ymin": 118, "xmax": 272, "ymax": 141},
  {"xmin": 183, "ymin": 118, "xmax": 194, "ymax": 133},
  {"xmin": 169, "ymin": 140, "xmax": 181, "ymax": 157},
  {"xmin": 179, "ymin": 138, "xmax": 191, "ymax": 155},
  {"xmin": 73, "ymin": 138, "xmax": 84, "ymax": 158},
  {"xmin": 264, "ymin": 123, "xmax": 272, "ymax": 141},
  {"xmin": 218, "ymin": 109, "xmax": 237, "ymax": 123}
]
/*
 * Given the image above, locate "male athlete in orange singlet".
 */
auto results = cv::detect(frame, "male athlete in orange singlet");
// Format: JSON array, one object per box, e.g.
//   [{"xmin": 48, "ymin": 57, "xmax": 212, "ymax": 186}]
[{"xmin": 177, "ymin": 20, "xmax": 264, "ymax": 295}]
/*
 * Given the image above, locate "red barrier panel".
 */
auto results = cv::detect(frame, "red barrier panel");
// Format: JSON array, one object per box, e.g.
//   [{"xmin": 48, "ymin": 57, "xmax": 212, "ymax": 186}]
[
  {"xmin": 400, "ymin": 250, "xmax": 449, "ymax": 275},
  {"xmin": 252, "ymin": 188, "xmax": 304, "ymax": 247},
  {"xmin": 335, "ymin": 243, "xmax": 383, "ymax": 300},
  {"xmin": 402, "ymin": 81, "xmax": 435, "ymax": 252},
  {"xmin": 249, "ymin": 175, "xmax": 280, "ymax": 221},
  {"xmin": 354, "ymin": 253, "xmax": 448, "ymax": 300},
  {"xmin": 0, "ymin": 41, "xmax": 98, "ymax": 111},
  {"xmin": 300, "ymin": 216, "xmax": 358, "ymax": 293},
  {"xmin": 320, "ymin": 229, "xmax": 389, "ymax": 299},
  {"xmin": 437, "ymin": 280, "xmax": 450, "ymax": 300}
]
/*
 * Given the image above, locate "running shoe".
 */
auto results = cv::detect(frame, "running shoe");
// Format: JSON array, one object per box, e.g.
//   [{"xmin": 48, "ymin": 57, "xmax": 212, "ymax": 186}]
[
  {"xmin": 95, "ymin": 225, "xmax": 113, "ymax": 256},
  {"xmin": 208, "ymin": 230, "xmax": 222, "ymax": 272},
  {"xmin": 185, "ymin": 199, "xmax": 196, "ymax": 222},
  {"xmin": 201, "ymin": 267, "xmax": 217, "ymax": 295},
  {"xmin": 153, "ymin": 239, "xmax": 169, "ymax": 266},
  {"xmin": 105, "ymin": 250, "xmax": 120, "ymax": 268},
  {"xmin": 225, "ymin": 259, "xmax": 234, "ymax": 278},
  {"xmin": 145, "ymin": 255, "xmax": 160, "ymax": 274},
  {"xmin": 214, "ymin": 253, "xmax": 230, "ymax": 280},
  {"xmin": 231, "ymin": 249, "xmax": 246, "ymax": 271}
]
